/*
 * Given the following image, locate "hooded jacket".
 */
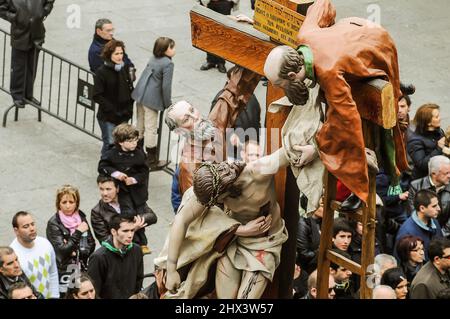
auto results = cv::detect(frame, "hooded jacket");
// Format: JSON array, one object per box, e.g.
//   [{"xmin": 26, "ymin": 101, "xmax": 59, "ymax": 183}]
[{"xmin": 87, "ymin": 239, "xmax": 143, "ymax": 299}]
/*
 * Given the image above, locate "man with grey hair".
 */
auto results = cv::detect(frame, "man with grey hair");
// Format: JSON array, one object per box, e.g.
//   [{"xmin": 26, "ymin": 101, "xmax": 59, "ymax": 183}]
[
  {"xmin": 372, "ymin": 285, "xmax": 397, "ymax": 299},
  {"xmin": 0, "ymin": 246, "xmax": 43, "ymax": 299},
  {"xmin": 88, "ymin": 18, "xmax": 134, "ymax": 73},
  {"xmin": 369, "ymin": 253, "xmax": 398, "ymax": 288},
  {"xmin": 408, "ymin": 155, "xmax": 450, "ymax": 237},
  {"xmin": 375, "ymin": 254, "xmax": 398, "ymax": 276},
  {"xmin": 165, "ymin": 66, "xmax": 260, "ymax": 195}
]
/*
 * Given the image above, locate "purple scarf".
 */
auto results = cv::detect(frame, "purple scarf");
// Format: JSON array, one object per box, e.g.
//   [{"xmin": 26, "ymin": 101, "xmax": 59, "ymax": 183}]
[{"xmin": 58, "ymin": 210, "xmax": 82, "ymax": 235}]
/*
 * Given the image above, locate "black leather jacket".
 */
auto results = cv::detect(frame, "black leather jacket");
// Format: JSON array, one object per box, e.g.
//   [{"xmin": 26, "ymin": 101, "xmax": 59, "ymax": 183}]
[
  {"xmin": 0, "ymin": 0, "xmax": 54, "ymax": 50},
  {"xmin": 407, "ymin": 129, "xmax": 444, "ymax": 180},
  {"xmin": 46, "ymin": 210, "xmax": 96, "ymax": 275},
  {"xmin": 296, "ymin": 216, "xmax": 321, "ymax": 274},
  {"xmin": 91, "ymin": 200, "xmax": 157, "ymax": 245}
]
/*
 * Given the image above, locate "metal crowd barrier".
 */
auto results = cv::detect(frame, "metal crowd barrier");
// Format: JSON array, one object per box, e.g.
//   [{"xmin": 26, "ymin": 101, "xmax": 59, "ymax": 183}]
[{"xmin": 0, "ymin": 28, "xmax": 177, "ymax": 176}]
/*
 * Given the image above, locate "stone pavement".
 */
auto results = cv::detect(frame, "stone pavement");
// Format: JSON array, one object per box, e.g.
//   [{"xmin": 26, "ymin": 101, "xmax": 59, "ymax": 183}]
[{"xmin": 0, "ymin": 0, "xmax": 449, "ymax": 286}]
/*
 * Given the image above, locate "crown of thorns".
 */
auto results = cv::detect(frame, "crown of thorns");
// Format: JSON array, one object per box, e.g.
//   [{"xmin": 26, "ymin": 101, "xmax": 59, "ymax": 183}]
[{"xmin": 198, "ymin": 162, "xmax": 222, "ymax": 207}]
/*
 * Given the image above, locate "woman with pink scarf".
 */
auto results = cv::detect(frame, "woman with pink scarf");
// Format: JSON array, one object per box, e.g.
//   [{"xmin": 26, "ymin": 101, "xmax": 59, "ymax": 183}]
[{"xmin": 46, "ymin": 185, "xmax": 96, "ymax": 296}]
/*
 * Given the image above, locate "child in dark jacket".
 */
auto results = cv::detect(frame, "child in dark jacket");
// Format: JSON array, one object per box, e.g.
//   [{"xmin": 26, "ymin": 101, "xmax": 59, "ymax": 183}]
[{"xmin": 98, "ymin": 123, "xmax": 151, "ymax": 253}]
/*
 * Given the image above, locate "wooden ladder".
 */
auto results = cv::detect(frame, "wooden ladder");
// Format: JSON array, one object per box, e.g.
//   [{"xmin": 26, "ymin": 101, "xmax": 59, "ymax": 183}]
[{"xmin": 316, "ymin": 121, "xmax": 378, "ymax": 299}]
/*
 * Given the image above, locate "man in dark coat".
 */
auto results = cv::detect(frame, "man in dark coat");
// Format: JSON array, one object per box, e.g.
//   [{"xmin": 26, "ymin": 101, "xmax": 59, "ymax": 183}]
[
  {"xmin": 88, "ymin": 215, "xmax": 143, "ymax": 299},
  {"xmin": 0, "ymin": 0, "xmax": 54, "ymax": 108},
  {"xmin": 198, "ymin": 0, "xmax": 236, "ymax": 73},
  {"xmin": 410, "ymin": 238, "xmax": 450, "ymax": 299},
  {"xmin": 0, "ymin": 247, "xmax": 43, "ymax": 299},
  {"xmin": 88, "ymin": 18, "xmax": 134, "ymax": 73}
]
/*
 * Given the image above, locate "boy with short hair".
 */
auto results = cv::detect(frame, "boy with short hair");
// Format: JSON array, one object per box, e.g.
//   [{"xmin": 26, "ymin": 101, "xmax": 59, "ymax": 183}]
[
  {"xmin": 332, "ymin": 218, "xmax": 353, "ymax": 252},
  {"xmin": 98, "ymin": 123, "xmax": 151, "ymax": 254}
]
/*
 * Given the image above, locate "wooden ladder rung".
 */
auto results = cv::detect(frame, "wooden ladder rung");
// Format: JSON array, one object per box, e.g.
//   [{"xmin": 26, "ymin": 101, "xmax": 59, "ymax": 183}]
[{"xmin": 326, "ymin": 249, "xmax": 362, "ymax": 275}]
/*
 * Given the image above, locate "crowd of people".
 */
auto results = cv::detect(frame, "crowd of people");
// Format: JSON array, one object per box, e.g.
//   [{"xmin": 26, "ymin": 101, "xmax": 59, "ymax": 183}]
[{"xmin": 1, "ymin": 0, "xmax": 450, "ymax": 300}]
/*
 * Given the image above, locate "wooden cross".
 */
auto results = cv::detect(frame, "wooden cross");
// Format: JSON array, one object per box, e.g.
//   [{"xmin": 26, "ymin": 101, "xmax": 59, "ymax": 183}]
[{"xmin": 190, "ymin": 1, "xmax": 306, "ymax": 298}]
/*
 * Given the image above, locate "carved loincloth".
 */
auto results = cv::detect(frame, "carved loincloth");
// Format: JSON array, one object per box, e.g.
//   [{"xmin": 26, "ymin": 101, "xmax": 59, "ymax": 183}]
[{"xmin": 225, "ymin": 218, "xmax": 288, "ymax": 281}]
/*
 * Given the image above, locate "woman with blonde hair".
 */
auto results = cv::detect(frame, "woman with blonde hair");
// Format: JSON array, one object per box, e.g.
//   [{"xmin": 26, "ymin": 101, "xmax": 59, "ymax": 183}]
[
  {"xmin": 46, "ymin": 185, "xmax": 96, "ymax": 296},
  {"xmin": 407, "ymin": 103, "xmax": 446, "ymax": 180}
]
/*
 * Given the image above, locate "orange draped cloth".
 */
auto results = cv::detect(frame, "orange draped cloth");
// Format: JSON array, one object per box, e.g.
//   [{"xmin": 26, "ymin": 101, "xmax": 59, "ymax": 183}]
[{"xmin": 297, "ymin": 0, "xmax": 408, "ymax": 203}]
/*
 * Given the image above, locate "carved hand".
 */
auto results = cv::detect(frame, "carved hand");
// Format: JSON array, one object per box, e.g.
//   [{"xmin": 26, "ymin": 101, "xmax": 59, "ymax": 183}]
[
  {"xmin": 291, "ymin": 144, "xmax": 318, "ymax": 167},
  {"xmin": 165, "ymin": 270, "xmax": 181, "ymax": 294}
]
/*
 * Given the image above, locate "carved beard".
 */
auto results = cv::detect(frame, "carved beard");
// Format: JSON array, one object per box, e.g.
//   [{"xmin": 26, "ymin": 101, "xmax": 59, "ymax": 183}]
[
  {"xmin": 191, "ymin": 119, "xmax": 216, "ymax": 141},
  {"xmin": 284, "ymin": 79, "xmax": 309, "ymax": 106},
  {"xmin": 221, "ymin": 161, "xmax": 246, "ymax": 198}
]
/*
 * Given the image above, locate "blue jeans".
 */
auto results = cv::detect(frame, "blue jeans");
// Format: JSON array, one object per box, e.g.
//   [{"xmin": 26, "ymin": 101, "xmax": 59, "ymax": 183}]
[{"xmin": 98, "ymin": 119, "xmax": 115, "ymax": 157}]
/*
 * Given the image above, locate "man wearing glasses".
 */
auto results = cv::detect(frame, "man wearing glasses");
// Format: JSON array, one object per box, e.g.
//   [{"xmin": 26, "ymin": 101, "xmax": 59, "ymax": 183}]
[
  {"xmin": 410, "ymin": 238, "xmax": 450, "ymax": 299},
  {"xmin": 88, "ymin": 18, "xmax": 134, "ymax": 73}
]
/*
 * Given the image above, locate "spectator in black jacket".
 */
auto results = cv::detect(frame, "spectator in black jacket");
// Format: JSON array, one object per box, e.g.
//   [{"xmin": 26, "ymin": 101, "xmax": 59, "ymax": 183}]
[
  {"xmin": 0, "ymin": 0, "xmax": 54, "ymax": 108},
  {"xmin": 88, "ymin": 18, "xmax": 134, "ymax": 73},
  {"xmin": 0, "ymin": 247, "xmax": 43, "ymax": 299},
  {"xmin": 88, "ymin": 215, "xmax": 144, "ymax": 299},
  {"xmin": 46, "ymin": 185, "xmax": 95, "ymax": 296},
  {"xmin": 199, "ymin": 0, "xmax": 237, "ymax": 73},
  {"xmin": 98, "ymin": 124, "xmax": 152, "ymax": 254},
  {"xmin": 349, "ymin": 220, "xmax": 381, "ymax": 265},
  {"xmin": 296, "ymin": 198, "xmax": 322, "ymax": 274},
  {"xmin": 93, "ymin": 40, "xmax": 134, "ymax": 157},
  {"xmin": 91, "ymin": 175, "xmax": 157, "ymax": 253},
  {"xmin": 407, "ymin": 103, "xmax": 446, "ymax": 180}
]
